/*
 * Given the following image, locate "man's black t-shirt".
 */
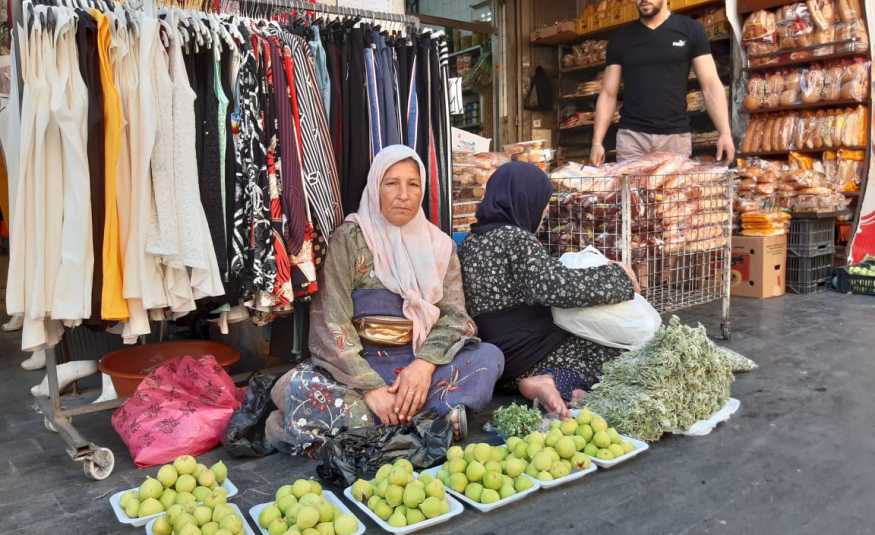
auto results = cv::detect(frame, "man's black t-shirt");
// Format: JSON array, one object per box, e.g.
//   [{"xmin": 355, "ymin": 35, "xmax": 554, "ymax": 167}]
[{"xmin": 606, "ymin": 14, "xmax": 711, "ymax": 135}]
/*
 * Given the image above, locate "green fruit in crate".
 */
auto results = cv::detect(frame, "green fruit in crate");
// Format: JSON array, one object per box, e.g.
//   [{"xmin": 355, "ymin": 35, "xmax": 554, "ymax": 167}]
[
  {"xmin": 194, "ymin": 463, "xmax": 209, "ymax": 477},
  {"xmin": 420, "ymin": 497, "xmax": 443, "ymax": 518},
  {"xmin": 609, "ymin": 444, "xmax": 625, "ymax": 458},
  {"xmin": 505, "ymin": 457, "xmax": 526, "ymax": 478},
  {"xmin": 214, "ymin": 529, "xmax": 233, "ymax": 535},
  {"xmin": 525, "ymin": 463, "xmax": 539, "ymax": 478},
  {"xmin": 176, "ymin": 491, "xmax": 197, "ymax": 507},
  {"xmin": 301, "ymin": 529, "xmax": 319, "ymax": 535},
  {"xmin": 123, "ymin": 499, "xmax": 139, "ymax": 519},
  {"xmin": 576, "ymin": 408, "xmax": 593, "ymax": 425},
  {"xmin": 622, "ymin": 441, "xmax": 635, "ymax": 454},
  {"xmin": 153, "ymin": 516, "xmax": 173, "ymax": 535},
  {"xmin": 492, "ymin": 446, "xmax": 507, "ymax": 462},
  {"xmin": 512, "ymin": 441, "xmax": 528, "ymax": 459},
  {"xmin": 526, "ymin": 442, "xmax": 543, "ymax": 459},
  {"xmin": 174, "ymin": 512, "xmax": 196, "ymax": 531},
  {"xmin": 403, "ymin": 484, "xmax": 425, "ymax": 509},
  {"xmin": 583, "ymin": 443, "xmax": 598, "ymax": 457},
  {"xmin": 593, "ymin": 431, "xmax": 611, "ymax": 449},
  {"xmin": 160, "ymin": 489, "xmax": 177, "ymax": 510},
  {"xmin": 198, "ymin": 470, "xmax": 217, "ymax": 489},
  {"xmin": 597, "ymin": 449, "xmax": 614, "ymax": 460},
  {"xmin": 194, "ymin": 505, "xmax": 213, "ymax": 526},
  {"xmin": 484, "ymin": 460, "xmax": 501, "ymax": 473},
  {"xmin": 212, "ymin": 504, "xmax": 234, "ymax": 523},
  {"xmin": 550, "ymin": 460, "xmax": 572, "ymax": 479},
  {"xmin": 419, "ymin": 473, "xmax": 434, "ymax": 486},
  {"xmin": 210, "ymin": 461, "xmax": 228, "ymax": 484},
  {"xmin": 394, "ymin": 459, "xmax": 414, "ymax": 473},
  {"xmin": 174, "ymin": 455, "xmax": 198, "ymax": 476},
  {"xmin": 473, "ymin": 443, "xmax": 492, "ymax": 464},
  {"xmin": 260, "ymin": 505, "xmax": 283, "ymax": 528},
  {"xmin": 367, "ymin": 496, "xmax": 383, "ymax": 511},
  {"xmin": 465, "ymin": 461, "xmax": 485, "ymax": 482},
  {"xmin": 375, "ymin": 465, "xmax": 392, "ymax": 481},
  {"xmin": 120, "ymin": 491, "xmax": 137, "ymax": 509},
  {"xmin": 388, "ymin": 467, "xmax": 411, "ymax": 486},
  {"xmin": 556, "ymin": 437, "xmax": 576, "ymax": 459},
  {"xmin": 545, "ymin": 447, "xmax": 560, "ymax": 462},
  {"xmin": 607, "ymin": 428, "xmax": 622, "ymax": 445},
  {"xmin": 178, "ymin": 523, "xmax": 202, "ymax": 535},
  {"xmin": 193, "ymin": 486, "xmax": 212, "ymax": 502},
  {"xmin": 373, "ymin": 501, "xmax": 393, "ymax": 521},
  {"xmin": 138, "ymin": 497, "xmax": 164, "ymax": 517},
  {"xmin": 545, "ymin": 429, "xmax": 562, "ymax": 447},
  {"xmin": 577, "ymin": 424, "xmax": 594, "ymax": 442},
  {"xmin": 483, "ymin": 470, "xmax": 502, "ymax": 491},
  {"xmin": 276, "ymin": 485, "xmax": 294, "ymax": 500},
  {"xmin": 499, "ymin": 484, "xmax": 515, "ymax": 499},
  {"xmin": 502, "ymin": 475, "xmax": 514, "ymax": 488},
  {"xmin": 385, "ymin": 484, "xmax": 404, "ymax": 507},
  {"xmin": 550, "ymin": 420, "xmax": 561, "ymax": 430},
  {"xmin": 514, "ymin": 476, "xmax": 534, "ymax": 492},
  {"xmin": 316, "ymin": 521, "xmax": 335, "ymax": 535},
  {"xmin": 351, "ymin": 479, "xmax": 371, "ymax": 502},
  {"xmin": 464, "ymin": 482, "xmax": 483, "ymax": 501},
  {"xmin": 221, "ymin": 514, "xmax": 244, "ymax": 535},
  {"xmin": 295, "ymin": 506, "xmax": 320, "ymax": 529},
  {"xmin": 436, "ymin": 469, "xmax": 450, "ymax": 484},
  {"xmin": 202, "ymin": 522, "xmax": 220, "ymax": 535},
  {"xmin": 480, "ymin": 489, "xmax": 500, "ymax": 504},
  {"xmin": 268, "ymin": 518, "xmax": 289, "ymax": 535},
  {"xmin": 446, "ymin": 445, "xmax": 464, "ymax": 461},
  {"xmin": 139, "ymin": 477, "xmax": 164, "ymax": 500},
  {"xmin": 525, "ymin": 431, "xmax": 545, "ymax": 447},
  {"xmin": 157, "ymin": 465, "xmax": 179, "ymax": 488},
  {"xmin": 572, "ymin": 436, "xmax": 587, "ymax": 451},
  {"xmin": 299, "ymin": 494, "xmax": 322, "ymax": 507},
  {"xmin": 591, "ymin": 416, "xmax": 608, "ymax": 433},
  {"xmin": 406, "ymin": 507, "xmax": 426, "ymax": 525},
  {"xmin": 309, "ymin": 481, "xmax": 323, "ymax": 495},
  {"xmin": 277, "ymin": 494, "xmax": 298, "ymax": 514},
  {"xmin": 388, "ymin": 510, "xmax": 407, "ymax": 527},
  {"xmin": 531, "ymin": 451, "xmax": 553, "ymax": 472},
  {"xmin": 318, "ymin": 501, "xmax": 335, "ymax": 523},
  {"xmin": 374, "ymin": 478, "xmax": 389, "ymax": 498},
  {"xmin": 537, "ymin": 471, "xmax": 554, "ymax": 482},
  {"xmin": 292, "ymin": 480, "xmax": 312, "ymax": 498},
  {"xmin": 439, "ymin": 499, "xmax": 450, "ymax": 515},
  {"xmin": 463, "ymin": 443, "xmax": 477, "ymax": 463},
  {"xmin": 167, "ymin": 504, "xmax": 185, "ymax": 521},
  {"xmin": 505, "ymin": 437, "xmax": 522, "ymax": 452},
  {"xmin": 447, "ymin": 458, "xmax": 466, "ymax": 474},
  {"xmin": 393, "ymin": 505, "xmax": 407, "ymax": 517},
  {"xmin": 426, "ymin": 478, "xmax": 446, "ymax": 500},
  {"xmin": 334, "ymin": 514, "xmax": 359, "ymax": 535},
  {"xmin": 571, "ymin": 452, "xmax": 591, "ymax": 470},
  {"xmin": 176, "ymin": 474, "xmax": 197, "ymax": 493},
  {"xmin": 560, "ymin": 419, "xmax": 578, "ymax": 436}
]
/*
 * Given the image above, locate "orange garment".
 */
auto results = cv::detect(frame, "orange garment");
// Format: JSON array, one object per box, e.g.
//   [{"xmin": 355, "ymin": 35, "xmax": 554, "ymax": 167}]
[{"xmin": 95, "ymin": 11, "xmax": 129, "ymax": 320}]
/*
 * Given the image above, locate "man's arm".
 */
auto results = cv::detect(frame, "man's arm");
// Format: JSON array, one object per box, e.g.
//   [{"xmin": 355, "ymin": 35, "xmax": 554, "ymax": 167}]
[
  {"xmin": 590, "ymin": 64, "xmax": 622, "ymax": 165},
  {"xmin": 692, "ymin": 54, "xmax": 734, "ymax": 162}
]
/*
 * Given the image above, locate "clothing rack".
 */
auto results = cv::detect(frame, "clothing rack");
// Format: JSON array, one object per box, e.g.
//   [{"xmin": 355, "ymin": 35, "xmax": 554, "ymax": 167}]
[{"xmin": 238, "ymin": 0, "xmax": 421, "ymax": 27}]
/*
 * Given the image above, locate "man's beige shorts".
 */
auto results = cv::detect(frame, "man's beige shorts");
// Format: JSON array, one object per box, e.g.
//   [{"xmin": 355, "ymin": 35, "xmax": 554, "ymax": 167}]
[{"xmin": 616, "ymin": 129, "xmax": 692, "ymax": 162}]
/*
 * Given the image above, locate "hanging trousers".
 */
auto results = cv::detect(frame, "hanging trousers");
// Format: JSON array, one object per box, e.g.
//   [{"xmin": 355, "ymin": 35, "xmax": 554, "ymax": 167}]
[{"xmin": 341, "ymin": 28, "xmax": 369, "ymax": 215}]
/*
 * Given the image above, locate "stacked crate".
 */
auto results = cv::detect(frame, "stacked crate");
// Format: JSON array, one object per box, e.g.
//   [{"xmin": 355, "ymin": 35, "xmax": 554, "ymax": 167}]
[{"xmin": 785, "ymin": 216, "xmax": 836, "ymax": 294}]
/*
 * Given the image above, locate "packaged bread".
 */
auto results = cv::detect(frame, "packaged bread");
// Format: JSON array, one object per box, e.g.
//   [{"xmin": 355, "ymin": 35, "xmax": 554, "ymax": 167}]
[
  {"xmin": 822, "ymin": 65, "xmax": 843, "ymax": 101},
  {"xmin": 771, "ymin": 114, "xmax": 786, "ymax": 150},
  {"xmin": 745, "ymin": 76, "xmax": 767, "ymax": 110},
  {"xmin": 779, "ymin": 114, "xmax": 796, "ymax": 150},
  {"xmin": 743, "ymin": 10, "xmax": 778, "ymax": 42},
  {"xmin": 841, "ymin": 105, "xmax": 867, "ymax": 146},
  {"xmin": 766, "ymin": 72, "xmax": 785, "ymax": 107},
  {"xmin": 813, "ymin": 27, "xmax": 836, "ymax": 55},
  {"xmin": 836, "ymin": 0, "xmax": 862, "ymax": 22},
  {"xmin": 761, "ymin": 115, "xmax": 775, "ymax": 152},
  {"xmin": 750, "ymin": 119, "xmax": 767, "ymax": 153},
  {"xmin": 807, "ymin": 0, "xmax": 836, "ymax": 30},
  {"xmin": 836, "ymin": 20, "xmax": 869, "ymax": 52},
  {"xmin": 800, "ymin": 67, "xmax": 824, "ymax": 103},
  {"xmin": 840, "ymin": 61, "xmax": 869, "ymax": 100}
]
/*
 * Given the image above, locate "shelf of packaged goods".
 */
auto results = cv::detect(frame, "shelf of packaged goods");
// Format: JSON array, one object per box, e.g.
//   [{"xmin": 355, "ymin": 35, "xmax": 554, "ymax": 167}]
[
  {"xmin": 560, "ymin": 93, "xmax": 601, "ymax": 102},
  {"xmin": 737, "ymin": 145, "xmax": 868, "ymax": 157},
  {"xmin": 746, "ymin": 99, "xmax": 869, "ymax": 114},
  {"xmin": 745, "ymin": 48, "xmax": 869, "ymax": 72}
]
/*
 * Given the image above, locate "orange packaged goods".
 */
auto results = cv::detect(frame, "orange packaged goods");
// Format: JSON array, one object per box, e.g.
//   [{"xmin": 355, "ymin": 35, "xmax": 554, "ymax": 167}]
[
  {"xmin": 807, "ymin": 0, "xmax": 836, "ymax": 31},
  {"xmin": 743, "ymin": 10, "xmax": 777, "ymax": 43},
  {"xmin": 836, "ymin": 0, "xmax": 862, "ymax": 22}
]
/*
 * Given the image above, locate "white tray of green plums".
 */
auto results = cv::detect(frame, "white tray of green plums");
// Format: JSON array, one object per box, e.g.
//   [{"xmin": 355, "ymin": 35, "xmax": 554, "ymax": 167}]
[
  {"xmin": 343, "ymin": 478, "xmax": 464, "ymax": 534},
  {"xmin": 420, "ymin": 466, "xmax": 541, "ymax": 512}
]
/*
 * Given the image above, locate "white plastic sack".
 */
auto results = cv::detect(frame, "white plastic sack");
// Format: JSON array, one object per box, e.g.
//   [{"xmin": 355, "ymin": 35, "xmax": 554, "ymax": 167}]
[{"xmin": 551, "ymin": 246, "xmax": 661, "ymax": 350}]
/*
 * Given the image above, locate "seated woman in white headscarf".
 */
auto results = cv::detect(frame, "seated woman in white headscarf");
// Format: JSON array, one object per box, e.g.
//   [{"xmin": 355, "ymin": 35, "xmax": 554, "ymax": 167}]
[{"xmin": 265, "ymin": 145, "xmax": 504, "ymax": 455}]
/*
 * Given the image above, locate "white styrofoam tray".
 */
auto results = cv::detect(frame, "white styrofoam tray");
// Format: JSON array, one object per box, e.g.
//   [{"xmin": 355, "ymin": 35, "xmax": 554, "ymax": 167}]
[
  {"xmin": 145, "ymin": 503, "xmax": 254, "ymax": 535},
  {"xmin": 248, "ymin": 491, "xmax": 365, "ymax": 535},
  {"xmin": 537, "ymin": 462, "xmax": 598, "ymax": 489},
  {"xmin": 343, "ymin": 485, "xmax": 464, "ymax": 534},
  {"xmin": 590, "ymin": 435, "xmax": 649, "ymax": 469},
  {"xmin": 420, "ymin": 466, "xmax": 540, "ymax": 512},
  {"xmin": 670, "ymin": 398, "xmax": 740, "ymax": 436},
  {"xmin": 110, "ymin": 478, "xmax": 239, "ymax": 527}
]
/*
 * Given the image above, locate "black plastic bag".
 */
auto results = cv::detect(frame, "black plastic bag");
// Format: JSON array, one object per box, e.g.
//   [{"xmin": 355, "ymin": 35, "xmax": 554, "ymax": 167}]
[
  {"xmin": 222, "ymin": 372, "xmax": 278, "ymax": 458},
  {"xmin": 316, "ymin": 412, "xmax": 452, "ymax": 488}
]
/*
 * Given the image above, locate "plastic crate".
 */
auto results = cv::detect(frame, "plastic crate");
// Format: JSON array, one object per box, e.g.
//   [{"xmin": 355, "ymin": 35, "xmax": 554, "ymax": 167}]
[
  {"xmin": 835, "ymin": 261, "xmax": 875, "ymax": 296},
  {"xmin": 788, "ymin": 217, "xmax": 835, "ymax": 257},
  {"xmin": 786, "ymin": 251, "xmax": 834, "ymax": 294}
]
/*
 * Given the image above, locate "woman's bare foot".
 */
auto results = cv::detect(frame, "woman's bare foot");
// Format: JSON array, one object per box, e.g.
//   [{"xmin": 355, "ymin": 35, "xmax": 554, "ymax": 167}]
[
  {"xmin": 519, "ymin": 375, "xmax": 569, "ymax": 418},
  {"xmin": 447, "ymin": 406, "xmax": 467, "ymax": 441},
  {"xmin": 570, "ymin": 389, "xmax": 586, "ymax": 408}
]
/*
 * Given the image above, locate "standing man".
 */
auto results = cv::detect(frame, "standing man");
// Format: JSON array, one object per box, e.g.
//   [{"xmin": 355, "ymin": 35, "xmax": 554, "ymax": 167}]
[{"xmin": 590, "ymin": 0, "xmax": 734, "ymax": 163}]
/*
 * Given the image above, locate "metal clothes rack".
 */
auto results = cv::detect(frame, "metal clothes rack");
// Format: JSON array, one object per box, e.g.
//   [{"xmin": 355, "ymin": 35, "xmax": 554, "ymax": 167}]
[{"xmin": 238, "ymin": 0, "xmax": 421, "ymax": 27}]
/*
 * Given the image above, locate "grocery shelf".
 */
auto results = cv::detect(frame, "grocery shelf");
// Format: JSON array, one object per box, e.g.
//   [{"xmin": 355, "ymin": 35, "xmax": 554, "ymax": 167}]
[
  {"xmin": 737, "ymin": 146, "xmax": 868, "ymax": 157},
  {"xmin": 745, "ymin": 49, "xmax": 870, "ymax": 72},
  {"xmin": 746, "ymin": 99, "xmax": 869, "ymax": 114},
  {"xmin": 560, "ymin": 63, "xmax": 605, "ymax": 74}
]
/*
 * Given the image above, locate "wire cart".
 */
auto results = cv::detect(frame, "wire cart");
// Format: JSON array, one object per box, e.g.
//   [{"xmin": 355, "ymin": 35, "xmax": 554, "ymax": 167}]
[{"xmin": 541, "ymin": 172, "xmax": 734, "ymax": 339}]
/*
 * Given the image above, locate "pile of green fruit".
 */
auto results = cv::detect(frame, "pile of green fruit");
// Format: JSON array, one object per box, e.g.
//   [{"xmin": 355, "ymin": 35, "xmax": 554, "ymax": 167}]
[
  {"xmin": 433, "ymin": 443, "xmax": 535, "ymax": 504},
  {"xmin": 350, "ymin": 459, "xmax": 450, "ymax": 527},
  {"xmin": 503, "ymin": 408, "xmax": 634, "ymax": 481},
  {"xmin": 257, "ymin": 479, "xmax": 359, "ymax": 535},
  {"xmin": 118, "ymin": 455, "xmax": 229, "ymax": 520},
  {"xmin": 151, "ymin": 499, "xmax": 245, "ymax": 535}
]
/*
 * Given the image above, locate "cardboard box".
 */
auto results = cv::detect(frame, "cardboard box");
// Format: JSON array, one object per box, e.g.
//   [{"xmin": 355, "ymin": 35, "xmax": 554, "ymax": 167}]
[{"xmin": 731, "ymin": 235, "xmax": 787, "ymax": 298}]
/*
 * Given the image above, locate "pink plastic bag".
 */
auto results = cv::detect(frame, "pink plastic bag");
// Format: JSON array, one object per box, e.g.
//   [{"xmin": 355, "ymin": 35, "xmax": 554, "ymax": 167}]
[{"xmin": 112, "ymin": 355, "xmax": 242, "ymax": 467}]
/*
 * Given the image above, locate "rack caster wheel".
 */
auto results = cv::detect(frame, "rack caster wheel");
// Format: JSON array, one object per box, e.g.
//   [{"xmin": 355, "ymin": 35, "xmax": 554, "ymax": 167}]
[
  {"xmin": 83, "ymin": 447, "xmax": 115, "ymax": 480},
  {"xmin": 721, "ymin": 323, "xmax": 731, "ymax": 341},
  {"xmin": 44, "ymin": 416, "xmax": 57, "ymax": 433}
]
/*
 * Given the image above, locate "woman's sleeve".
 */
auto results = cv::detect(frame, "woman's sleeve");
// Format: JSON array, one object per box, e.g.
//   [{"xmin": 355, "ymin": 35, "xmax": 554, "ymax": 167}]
[
  {"xmin": 308, "ymin": 225, "xmax": 386, "ymax": 391},
  {"xmin": 512, "ymin": 233, "xmax": 635, "ymax": 308},
  {"xmin": 417, "ymin": 251, "xmax": 477, "ymax": 366}
]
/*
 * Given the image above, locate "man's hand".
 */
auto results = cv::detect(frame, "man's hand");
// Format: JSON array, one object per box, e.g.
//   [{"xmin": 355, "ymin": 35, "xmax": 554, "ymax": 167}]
[
  {"xmin": 716, "ymin": 132, "xmax": 735, "ymax": 162},
  {"xmin": 364, "ymin": 387, "xmax": 400, "ymax": 425},
  {"xmin": 388, "ymin": 359, "xmax": 436, "ymax": 423},
  {"xmin": 590, "ymin": 142, "xmax": 606, "ymax": 166}
]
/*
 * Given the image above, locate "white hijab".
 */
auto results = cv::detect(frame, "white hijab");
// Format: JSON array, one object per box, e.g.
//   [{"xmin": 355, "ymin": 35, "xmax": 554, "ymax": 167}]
[{"xmin": 347, "ymin": 145, "xmax": 454, "ymax": 352}]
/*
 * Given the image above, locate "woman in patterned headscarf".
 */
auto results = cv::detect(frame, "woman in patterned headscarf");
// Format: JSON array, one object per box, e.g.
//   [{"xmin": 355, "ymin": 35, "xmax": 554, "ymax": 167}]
[
  {"xmin": 458, "ymin": 162, "xmax": 639, "ymax": 417},
  {"xmin": 266, "ymin": 145, "xmax": 503, "ymax": 455}
]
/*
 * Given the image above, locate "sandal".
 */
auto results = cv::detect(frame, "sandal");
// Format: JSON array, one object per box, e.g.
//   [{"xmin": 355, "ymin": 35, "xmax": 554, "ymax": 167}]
[{"xmin": 447, "ymin": 405, "xmax": 468, "ymax": 442}]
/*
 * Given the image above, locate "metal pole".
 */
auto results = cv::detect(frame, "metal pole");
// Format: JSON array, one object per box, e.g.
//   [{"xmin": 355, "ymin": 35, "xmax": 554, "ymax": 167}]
[
  {"xmin": 721, "ymin": 175, "xmax": 733, "ymax": 340},
  {"xmin": 621, "ymin": 176, "xmax": 632, "ymax": 267}
]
